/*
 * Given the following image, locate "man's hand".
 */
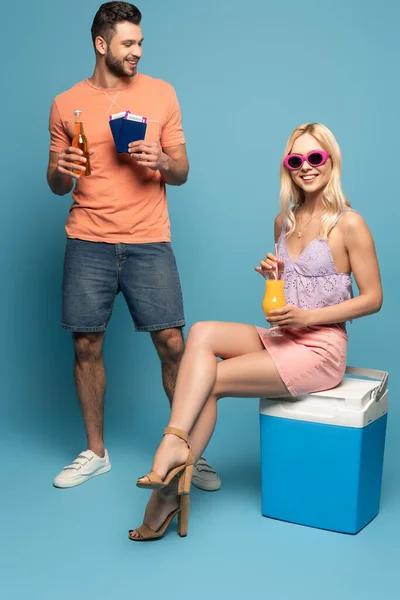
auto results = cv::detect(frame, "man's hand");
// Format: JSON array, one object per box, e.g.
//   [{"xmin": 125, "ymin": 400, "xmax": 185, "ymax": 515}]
[
  {"xmin": 128, "ymin": 140, "xmax": 167, "ymax": 171},
  {"xmin": 57, "ymin": 147, "xmax": 90, "ymax": 179},
  {"xmin": 56, "ymin": 120, "xmax": 94, "ymax": 179}
]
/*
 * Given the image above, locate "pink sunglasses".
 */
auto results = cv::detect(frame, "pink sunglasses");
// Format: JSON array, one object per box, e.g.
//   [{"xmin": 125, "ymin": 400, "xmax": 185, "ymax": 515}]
[{"xmin": 284, "ymin": 150, "xmax": 330, "ymax": 171}]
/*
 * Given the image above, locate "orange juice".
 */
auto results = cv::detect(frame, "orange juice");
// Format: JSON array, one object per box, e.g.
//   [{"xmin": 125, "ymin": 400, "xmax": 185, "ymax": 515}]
[{"xmin": 262, "ymin": 279, "xmax": 286, "ymax": 316}]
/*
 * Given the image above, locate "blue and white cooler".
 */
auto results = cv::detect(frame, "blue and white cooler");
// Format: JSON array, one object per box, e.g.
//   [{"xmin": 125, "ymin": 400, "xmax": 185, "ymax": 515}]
[{"xmin": 259, "ymin": 367, "xmax": 388, "ymax": 534}]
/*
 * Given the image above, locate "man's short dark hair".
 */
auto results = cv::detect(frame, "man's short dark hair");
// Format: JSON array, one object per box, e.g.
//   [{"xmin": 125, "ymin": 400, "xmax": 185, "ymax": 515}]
[{"xmin": 91, "ymin": 2, "xmax": 142, "ymax": 46}]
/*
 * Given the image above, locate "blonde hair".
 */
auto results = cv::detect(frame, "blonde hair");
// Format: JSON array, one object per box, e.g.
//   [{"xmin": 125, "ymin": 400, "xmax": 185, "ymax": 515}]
[{"xmin": 280, "ymin": 123, "xmax": 351, "ymax": 239}]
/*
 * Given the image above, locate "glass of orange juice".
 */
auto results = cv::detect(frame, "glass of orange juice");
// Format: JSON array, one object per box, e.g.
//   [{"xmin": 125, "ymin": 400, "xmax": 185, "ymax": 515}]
[{"xmin": 262, "ymin": 279, "xmax": 286, "ymax": 336}]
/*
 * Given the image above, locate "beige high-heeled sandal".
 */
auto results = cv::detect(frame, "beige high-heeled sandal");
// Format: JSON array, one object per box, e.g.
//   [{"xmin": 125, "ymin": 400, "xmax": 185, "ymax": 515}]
[
  {"xmin": 136, "ymin": 427, "xmax": 194, "ymax": 495},
  {"xmin": 128, "ymin": 495, "xmax": 190, "ymax": 541}
]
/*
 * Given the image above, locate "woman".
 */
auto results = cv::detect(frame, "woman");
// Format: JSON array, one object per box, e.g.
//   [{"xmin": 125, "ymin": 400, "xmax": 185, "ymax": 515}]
[{"xmin": 129, "ymin": 122, "xmax": 383, "ymax": 541}]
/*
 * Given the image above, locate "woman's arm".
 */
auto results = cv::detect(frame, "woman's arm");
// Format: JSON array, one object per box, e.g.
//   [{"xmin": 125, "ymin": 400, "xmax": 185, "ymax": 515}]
[
  {"xmin": 268, "ymin": 212, "xmax": 383, "ymax": 327},
  {"xmin": 308, "ymin": 212, "xmax": 382, "ymax": 325}
]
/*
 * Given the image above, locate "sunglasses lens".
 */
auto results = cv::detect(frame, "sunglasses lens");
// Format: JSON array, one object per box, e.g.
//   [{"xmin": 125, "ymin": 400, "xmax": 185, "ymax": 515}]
[
  {"xmin": 287, "ymin": 156, "xmax": 302, "ymax": 169},
  {"xmin": 308, "ymin": 152, "xmax": 324, "ymax": 166}
]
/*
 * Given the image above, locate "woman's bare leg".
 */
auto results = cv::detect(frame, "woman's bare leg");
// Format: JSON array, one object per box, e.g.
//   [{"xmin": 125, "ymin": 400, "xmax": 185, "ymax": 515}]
[
  {"xmin": 144, "ymin": 321, "xmax": 288, "ymax": 479},
  {"xmin": 183, "ymin": 321, "xmax": 269, "ymax": 462},
  {"xmin": 130, "ymin": 321, "xmax": 289, "ymax": 538}
]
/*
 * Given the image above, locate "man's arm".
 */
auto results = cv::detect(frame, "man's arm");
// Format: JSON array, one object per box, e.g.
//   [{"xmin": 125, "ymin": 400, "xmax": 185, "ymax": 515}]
[
  {"xmin": 47, "ymin": 147, "xmax": 89, "ymax": 196},
  {"xmin": 128, "ymin": 140, "xmax": 189, "ymax": 186},
  {"xmin": 47, "ymin": 150, "xmax": 73, "ymax": 196},
  {"xmin": 159, "ymin": 143, "xmax": 189, "ymax": 186},
  {"xmin": 128, "ymin": 83, "xmax": 189, "ymax": 186},
  {"xmin": 48, "ymin": 100, "xmax": 89, "ymax": 196}
]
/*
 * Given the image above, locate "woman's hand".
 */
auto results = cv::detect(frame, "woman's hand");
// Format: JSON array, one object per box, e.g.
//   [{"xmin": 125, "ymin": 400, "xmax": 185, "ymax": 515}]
[
  {"xmin": 267, "ymin": 305, "xmax": 314, "ymax": 328},
  {"xmin": 255, "ymin": 253, "xmax": 285, "ymax": 280}
]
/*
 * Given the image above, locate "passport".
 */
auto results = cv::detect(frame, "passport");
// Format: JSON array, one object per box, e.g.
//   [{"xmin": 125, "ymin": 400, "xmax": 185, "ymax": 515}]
[{"xmin": 109, "ymin": 111, "xmax": 147, "ymax": 153}]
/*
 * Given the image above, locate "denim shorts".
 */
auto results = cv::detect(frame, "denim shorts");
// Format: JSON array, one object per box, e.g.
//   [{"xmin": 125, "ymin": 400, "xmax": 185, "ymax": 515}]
[{"xmin": 62, "ymin": 238, "xmax": 185, "ymax": 333}]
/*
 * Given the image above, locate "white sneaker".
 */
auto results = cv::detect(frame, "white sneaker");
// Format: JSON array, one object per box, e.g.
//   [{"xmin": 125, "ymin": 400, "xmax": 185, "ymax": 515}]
[{"xmin": 53, "ymin": 450, "xmax": 111, "ymax": 488}]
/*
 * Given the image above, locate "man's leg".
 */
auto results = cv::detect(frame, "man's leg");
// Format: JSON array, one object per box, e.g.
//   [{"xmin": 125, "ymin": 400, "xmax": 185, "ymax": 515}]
[
  {"xmin": 53, "ymin": 238, "xmax": 117, "ymax": 488},
  {"xmin": 119, "ymin": 241, "xmax": 186, "ymax": 407},
  {"xmin": 73, "ymin": 332, "xmax": 106, "ymax": 457},
  {"xmin": 150, "ymin": 327, "xmax": 184, "ymax": 406}
]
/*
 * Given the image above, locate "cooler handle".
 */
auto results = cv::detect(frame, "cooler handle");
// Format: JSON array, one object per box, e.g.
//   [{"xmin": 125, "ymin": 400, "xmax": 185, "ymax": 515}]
[{"xmin": 345, "ymin": 366, "xmax": 388, "ymax": 402}]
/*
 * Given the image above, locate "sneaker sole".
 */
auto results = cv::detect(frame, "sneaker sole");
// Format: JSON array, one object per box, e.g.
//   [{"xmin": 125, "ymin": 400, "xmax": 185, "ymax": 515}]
[{"xmin": 53, "ymin": 463, "xmax": 112, "ymax": 489}]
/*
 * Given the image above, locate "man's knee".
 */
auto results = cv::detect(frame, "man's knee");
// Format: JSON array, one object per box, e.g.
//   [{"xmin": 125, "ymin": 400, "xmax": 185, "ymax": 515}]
[
  {"xmin": 73, "ymin": 332, "xmax": 104, "ymax": 363},
  {"xmin": 152, "ymin": 328, "xmax": 184, "ymax": 364}
]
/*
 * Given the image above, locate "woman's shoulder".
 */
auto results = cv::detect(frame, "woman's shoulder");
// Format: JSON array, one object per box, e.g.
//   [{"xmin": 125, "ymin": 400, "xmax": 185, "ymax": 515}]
[
  {"xmin": 340, "ymin": 208, "xmax": 366, "ymax": 228},
  {"xmin": 336, "ymin": 209, "xmax": 372, "ymax": 241}
]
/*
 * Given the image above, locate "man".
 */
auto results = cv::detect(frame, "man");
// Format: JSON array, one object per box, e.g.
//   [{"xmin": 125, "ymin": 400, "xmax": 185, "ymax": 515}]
[{"xmin": 47, "ymin": 2, "xmax": 220, "ymax": 492}]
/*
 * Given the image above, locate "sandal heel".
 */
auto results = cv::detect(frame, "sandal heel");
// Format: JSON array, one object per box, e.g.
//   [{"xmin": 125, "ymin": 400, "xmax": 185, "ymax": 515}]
[
  {"xmin": 178, "ymin": 495, "xmax": 190, "ymax": 537},
  {"xmin": 178, "ymin": 463, "xmax": 194, "ymax": 495}
]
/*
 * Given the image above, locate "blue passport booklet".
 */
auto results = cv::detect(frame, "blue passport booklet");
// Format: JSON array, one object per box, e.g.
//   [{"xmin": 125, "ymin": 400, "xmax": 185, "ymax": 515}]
[{"xmin": 109, "ymin": 111, "xmax": 147, "ymax": 153}]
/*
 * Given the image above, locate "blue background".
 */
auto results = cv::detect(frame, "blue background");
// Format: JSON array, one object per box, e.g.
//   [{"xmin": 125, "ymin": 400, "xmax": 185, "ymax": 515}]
[{"xmin": 1, "ymin": 0, "xmax": 399, "ymax": 598}]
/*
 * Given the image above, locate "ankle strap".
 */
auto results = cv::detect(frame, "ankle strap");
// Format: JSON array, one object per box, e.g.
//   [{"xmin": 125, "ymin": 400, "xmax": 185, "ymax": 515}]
[{"xmin": 163, "ymin": 427, "xmax": 189, "ymax": 444}]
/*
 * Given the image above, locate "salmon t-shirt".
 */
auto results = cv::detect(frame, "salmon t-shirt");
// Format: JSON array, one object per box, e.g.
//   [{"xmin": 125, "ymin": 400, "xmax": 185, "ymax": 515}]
[{"xmin": 49, "ymin": 74, "xmax": 185, "ymax": 243}]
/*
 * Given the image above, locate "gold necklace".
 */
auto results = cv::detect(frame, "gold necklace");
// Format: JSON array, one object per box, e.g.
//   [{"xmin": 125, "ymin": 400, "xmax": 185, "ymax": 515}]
[{"xmin": 296, "ymin": 209, "xmax": 324, "ymax": 238}]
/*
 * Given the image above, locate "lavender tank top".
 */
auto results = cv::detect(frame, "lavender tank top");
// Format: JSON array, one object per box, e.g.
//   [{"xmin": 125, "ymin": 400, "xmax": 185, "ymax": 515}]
[{"xmin": 278, "ymin": 211, "xmax": 353, "ymax": 314}]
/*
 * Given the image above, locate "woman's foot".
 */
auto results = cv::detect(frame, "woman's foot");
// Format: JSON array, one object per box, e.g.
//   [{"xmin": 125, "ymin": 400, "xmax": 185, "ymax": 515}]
[
  {"xmin": 129, "ymin": 479, "xmax": 180, "ymax": 540},
  {"xmin": 137, "ymin": 432, "xmax": 190, "ymax": 486}
]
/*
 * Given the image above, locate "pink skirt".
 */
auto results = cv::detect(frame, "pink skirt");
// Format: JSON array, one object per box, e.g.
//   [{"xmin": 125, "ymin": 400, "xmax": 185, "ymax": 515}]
[{"xmin": 256, "ymin": 324, "xmax": 348, "ymax": 397}]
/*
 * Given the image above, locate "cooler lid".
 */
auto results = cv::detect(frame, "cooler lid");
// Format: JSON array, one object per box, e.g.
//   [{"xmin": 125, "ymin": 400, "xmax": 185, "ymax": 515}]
[
  {"xmin": 304, "ymin": 377, "xmax": 378, "ymax": 409},
  {"xmin": 259, "ymin": 367, "xmax": 389, "ymax": 427}
]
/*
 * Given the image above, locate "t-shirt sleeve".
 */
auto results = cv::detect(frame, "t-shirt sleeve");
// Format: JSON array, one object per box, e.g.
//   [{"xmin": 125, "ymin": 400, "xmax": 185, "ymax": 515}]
[
  {"xmin": 49, "ymin": 100, "xmax": 71, "ymax": 153},
  {"xmin": 160, "ymin": 86, "xmax": 185, "ymax": 148}
]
